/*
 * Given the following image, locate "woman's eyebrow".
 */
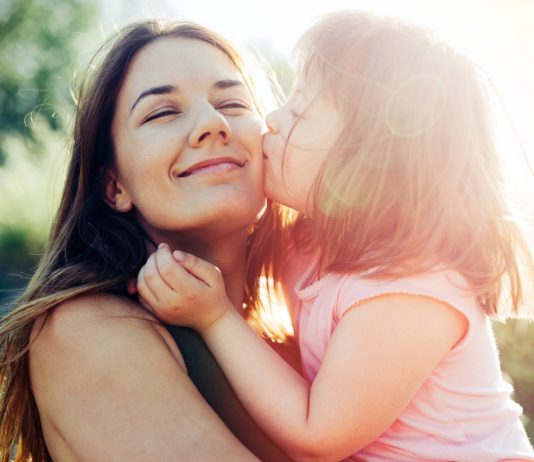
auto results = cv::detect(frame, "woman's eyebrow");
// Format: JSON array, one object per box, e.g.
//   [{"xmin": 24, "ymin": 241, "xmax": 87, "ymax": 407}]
[
  {"xmin": 130, "ymin": 84, "xmax": 177, "ymax": 113},
  {"xmin": 129, "ymin": 80, "xmax": 244, "ymax": 115},
  {"xmin": 213, "ymin": 79, "xmax": 244, "ymax": 90}
]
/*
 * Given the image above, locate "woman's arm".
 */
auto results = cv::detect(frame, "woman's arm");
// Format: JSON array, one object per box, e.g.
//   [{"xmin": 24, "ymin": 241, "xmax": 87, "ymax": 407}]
[
  {"xmin": 138, "ymin": 247, "xmax": 467, "ymax": 462},
  {"xmin": 29, "ymin": 294, "xmax": 259, "ymax": 462}
]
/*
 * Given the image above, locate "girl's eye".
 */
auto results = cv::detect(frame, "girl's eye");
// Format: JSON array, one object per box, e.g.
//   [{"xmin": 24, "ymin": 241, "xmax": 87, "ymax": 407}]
[
  {"xmin": 143, "ymin": 109, "xmax": 180, "ymax": 124},
  {"xmin": 290, "ymin": 108, "xmax": 303, "ymax": 119}
]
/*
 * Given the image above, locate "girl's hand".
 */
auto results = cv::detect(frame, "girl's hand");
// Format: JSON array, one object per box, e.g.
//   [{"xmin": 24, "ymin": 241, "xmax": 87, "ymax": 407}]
[{"xmin": 136, "ymin": 244, "xmax": 234, "ymax": 332}]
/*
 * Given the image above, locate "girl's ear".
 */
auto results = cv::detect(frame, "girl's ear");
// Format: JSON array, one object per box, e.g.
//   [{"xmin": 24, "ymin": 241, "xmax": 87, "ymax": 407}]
[{"xmin": 103, "ymin": 168, "xmax": 133, "ymax": 213}]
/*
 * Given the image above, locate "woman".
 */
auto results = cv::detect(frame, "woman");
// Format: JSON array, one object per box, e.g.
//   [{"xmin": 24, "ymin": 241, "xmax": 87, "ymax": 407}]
[{"xmin": 0, "ymin": 20, "xmax": 292, "ymax": 461}]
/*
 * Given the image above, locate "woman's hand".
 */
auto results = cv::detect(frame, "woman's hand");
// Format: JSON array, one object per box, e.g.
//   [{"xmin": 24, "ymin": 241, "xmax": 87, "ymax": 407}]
[{"xmin": 137, "ymin": 244, "xmax": 234, "ymax": 332}]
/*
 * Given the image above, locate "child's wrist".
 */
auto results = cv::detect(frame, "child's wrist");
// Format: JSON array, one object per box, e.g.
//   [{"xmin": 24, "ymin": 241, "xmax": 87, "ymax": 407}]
[{"xmin": 198, "ymin": 301, "xmax": 236, "ymax": 337}]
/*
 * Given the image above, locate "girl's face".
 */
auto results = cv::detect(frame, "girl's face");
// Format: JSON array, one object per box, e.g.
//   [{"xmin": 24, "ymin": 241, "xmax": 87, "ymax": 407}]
[
  {"xmin": 262, "ymin": 74, "xmax": 342, "ymax": 214},
  {"xmin": 109, "ymin": 38, "xmax": 265, "ymax": 243}
]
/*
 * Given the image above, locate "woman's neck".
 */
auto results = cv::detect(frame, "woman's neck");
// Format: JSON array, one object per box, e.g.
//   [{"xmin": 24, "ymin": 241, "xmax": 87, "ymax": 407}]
[{"xmin": 149, "ymin": 230, "xmax": 249, "ymax": 313}]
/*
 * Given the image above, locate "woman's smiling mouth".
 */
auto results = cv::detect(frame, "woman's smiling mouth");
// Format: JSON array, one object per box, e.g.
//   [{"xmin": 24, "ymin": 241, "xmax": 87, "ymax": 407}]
[{"xmin": 177, "ymin": 157, "xmax": 245, "ymax": 177}]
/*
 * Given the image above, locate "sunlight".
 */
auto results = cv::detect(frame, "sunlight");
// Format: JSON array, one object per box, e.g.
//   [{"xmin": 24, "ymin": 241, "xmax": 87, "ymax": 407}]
[
  {"xmin": 114, "ymin": 0, "xmax": 534, "ymax": 327},
  {"xmin": 121, "ymin": 0, "xmax": 534, "ymax": 196},
  {"xmin": 255, "ymin": 276, "xmax": 294, "ymax": 341},
  {"xmin": 99, "ymin": 0, "xmax": 534, "ymax": 251}
]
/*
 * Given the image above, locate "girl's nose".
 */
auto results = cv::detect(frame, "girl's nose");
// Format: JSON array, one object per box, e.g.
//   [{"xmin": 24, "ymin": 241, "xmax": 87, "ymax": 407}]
[
  {"xmin": 189, "ymin": 106, "xmax": 232, "ymax": 147},
  {"xmin": 265, "ymin": 109, "xmax": 280, "ymax": 134}
]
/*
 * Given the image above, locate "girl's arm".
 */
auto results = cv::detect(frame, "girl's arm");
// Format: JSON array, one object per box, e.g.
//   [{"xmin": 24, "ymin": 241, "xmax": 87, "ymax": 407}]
[
  {"xmin": 29, "ymin": 294, "xmax": 259, "ymax": 461},
  {"xmin": 139, "ymin": 246, "xmax": 467, "ymax": 462}
]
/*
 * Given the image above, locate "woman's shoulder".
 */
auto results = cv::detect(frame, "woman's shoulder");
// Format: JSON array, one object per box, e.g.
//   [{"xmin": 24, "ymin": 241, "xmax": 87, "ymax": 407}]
[
  {"xmin": 30, "ymin": 293, "xmax": 186, "ymax": 380},
  {"xmin": 36, "ymin": 292, "xmax": 152, "ymax": 325},
  {"xmin": 27, "ymin": 294, "xmax": 258, "ymax": 461}
]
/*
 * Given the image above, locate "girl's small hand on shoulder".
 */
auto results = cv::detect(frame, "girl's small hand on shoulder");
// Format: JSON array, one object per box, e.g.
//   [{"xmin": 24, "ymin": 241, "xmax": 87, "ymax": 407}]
[{"xmin": 136, "ymin": 244, "xmax": 233, "ymax": 331}]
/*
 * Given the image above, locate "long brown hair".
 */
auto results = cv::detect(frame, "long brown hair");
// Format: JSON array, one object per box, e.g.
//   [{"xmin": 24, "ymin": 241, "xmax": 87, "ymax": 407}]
[
  {"xmin": 0, "ymin": 20, "xmax": 265, "ymax": 462},
  {"xmin": 256, "ymin": 11, "xmax": 533, "ymax": 318}
]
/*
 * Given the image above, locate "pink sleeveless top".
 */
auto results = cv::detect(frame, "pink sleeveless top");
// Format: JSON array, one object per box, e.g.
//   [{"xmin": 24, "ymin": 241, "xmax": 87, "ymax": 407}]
[{"xmin": 281, "ymin": 248, "xmax": 534, "ymax": 461}]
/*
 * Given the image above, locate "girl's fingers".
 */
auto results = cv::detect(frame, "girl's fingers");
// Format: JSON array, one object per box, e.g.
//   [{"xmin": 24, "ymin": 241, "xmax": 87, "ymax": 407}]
[
  {"xmin": 138, "ymin": 294, "xmax": 156, "ymax": 316},
  {"xmin": 142, "ymin": 252, "xmax": 174, "ymax": 302},
  {"xmin": 172, "ymin": 250, "xmax": 223, "ymax": 288},
  {"xmin": 154, "ymin": 245, "xmax": 206, "ymax": 294},
  {"xmin": 126, "ymin": 278, "xmax": 138, "ymax": 294},
  {"xmin": 137, "ymin": 264, "xmax": 160, "ymax": 308}
]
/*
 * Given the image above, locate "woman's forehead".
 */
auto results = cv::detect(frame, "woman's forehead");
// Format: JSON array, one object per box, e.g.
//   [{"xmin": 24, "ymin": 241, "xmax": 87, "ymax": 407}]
[{"xmin": 121, "ymin": 38, "xmax": 244, "ymax": 99}]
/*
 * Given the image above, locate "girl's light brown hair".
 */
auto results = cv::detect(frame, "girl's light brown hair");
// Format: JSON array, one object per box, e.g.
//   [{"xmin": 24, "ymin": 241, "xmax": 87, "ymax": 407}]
[
  {"xmin": 0, "ymin": 20, "xmax": 267, "ymax": 462},
  {"xmin": 259, "ymin": 10, "xmax": 533, "ymax": 318}
]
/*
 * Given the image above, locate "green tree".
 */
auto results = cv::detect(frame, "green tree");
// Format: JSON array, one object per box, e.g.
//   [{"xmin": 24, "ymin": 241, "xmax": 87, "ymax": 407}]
[
  {"xmin": 0, "ymin": 0, "xmax": 97, "ymax": 165},
  {"xmin": 494, "ymin": 319, "xmax": 534, "ymax": 440},
  {"xmin": 1, "ymin": 0, "xmax": 97, "ymax": 308}
]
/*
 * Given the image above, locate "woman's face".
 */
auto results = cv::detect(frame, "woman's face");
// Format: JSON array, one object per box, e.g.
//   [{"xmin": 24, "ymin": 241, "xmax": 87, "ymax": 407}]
[{"xmin": 109, "ymin": 38, "xmax": 264, "ymax": 242}]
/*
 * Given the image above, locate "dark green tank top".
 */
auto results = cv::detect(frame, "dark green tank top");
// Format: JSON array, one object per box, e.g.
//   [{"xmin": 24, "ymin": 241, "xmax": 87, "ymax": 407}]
[{"xmin": 165, "ymin": 325, "xmax": 293, "ymax": 462}]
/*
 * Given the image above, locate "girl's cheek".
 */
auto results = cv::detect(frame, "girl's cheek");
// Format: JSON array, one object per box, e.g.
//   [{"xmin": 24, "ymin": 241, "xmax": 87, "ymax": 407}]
[{"xmin": 272, "ymin": 134, "xmax": 287, "ymax": 160}]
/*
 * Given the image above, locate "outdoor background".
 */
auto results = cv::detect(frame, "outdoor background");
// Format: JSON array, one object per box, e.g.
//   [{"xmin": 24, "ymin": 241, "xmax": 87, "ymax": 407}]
[{"xmin": 1, "ymin": 0, "xmax": 533, "ymax": 443}]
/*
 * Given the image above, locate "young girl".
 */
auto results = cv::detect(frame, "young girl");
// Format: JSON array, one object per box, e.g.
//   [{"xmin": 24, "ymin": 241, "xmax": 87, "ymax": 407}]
[{"xmin": 137, "ymin": 11, "xmax": 534, "ymax": 461}]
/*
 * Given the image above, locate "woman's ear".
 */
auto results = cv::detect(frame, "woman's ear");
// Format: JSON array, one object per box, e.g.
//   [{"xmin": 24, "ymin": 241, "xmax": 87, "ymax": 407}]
[{"xmin": 103, "ymin": 168, "xmax": 133, "ymax": 212}]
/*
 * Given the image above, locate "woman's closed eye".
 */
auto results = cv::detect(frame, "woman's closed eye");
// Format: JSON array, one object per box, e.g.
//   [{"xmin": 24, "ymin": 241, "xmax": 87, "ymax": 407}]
[
  {"xmin": 217, "ymin": 100, "xmax": 250, "ymax": 114},
  {"xmin": 143, "ymin": 107, "xmax": 181, "ymax": 124}
]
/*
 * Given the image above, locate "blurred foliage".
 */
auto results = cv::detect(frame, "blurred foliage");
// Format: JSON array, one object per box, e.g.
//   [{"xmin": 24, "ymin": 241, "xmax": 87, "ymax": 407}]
[
  {"xmin": 494, "ymin": 319, "xmax": 534, "ymax": 439},
  {"xmin": 0, "ymin": 227, "xmax": 40, "ymax": 309},
  {"xmin": 0, "ymin": 121, "xmax": 68, "ymax": 309},
  {"xmin": 0, "ymin": 0, "xmax": 97, "ymax": 165},
  {"xmin": 0, "ymin": 0, "xmax": 96, "ymax": 306}
]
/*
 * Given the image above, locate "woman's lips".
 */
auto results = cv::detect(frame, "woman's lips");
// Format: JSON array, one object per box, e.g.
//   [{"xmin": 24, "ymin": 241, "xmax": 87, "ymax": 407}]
[{"xmin": 178, "ymin": 157, "xmax": 244, "ymax": 177}]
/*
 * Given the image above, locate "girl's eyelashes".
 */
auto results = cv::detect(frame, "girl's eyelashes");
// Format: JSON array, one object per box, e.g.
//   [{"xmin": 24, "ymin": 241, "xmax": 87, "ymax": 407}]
[{"xmin": 291, "ymin": 108, "xmax": 303, "ymax": 119}]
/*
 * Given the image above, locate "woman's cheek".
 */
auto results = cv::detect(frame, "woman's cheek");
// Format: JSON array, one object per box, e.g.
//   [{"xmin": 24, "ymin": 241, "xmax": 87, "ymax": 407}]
[{"xmin": 237, "ymin": 114, "xmax": 263, "ymax": 149}]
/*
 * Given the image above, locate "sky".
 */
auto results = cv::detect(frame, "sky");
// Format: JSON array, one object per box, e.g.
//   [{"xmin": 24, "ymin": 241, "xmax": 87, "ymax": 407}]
[{"xmin": 99, "ymin": 0, "xmax": 534, "ymax": 186}]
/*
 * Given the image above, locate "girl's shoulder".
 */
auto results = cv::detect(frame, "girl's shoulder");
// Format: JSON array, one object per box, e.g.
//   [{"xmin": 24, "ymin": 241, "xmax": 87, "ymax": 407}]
[{"xmin": 335, "ymin": 269, "xmax": 484, "ymax": 326}]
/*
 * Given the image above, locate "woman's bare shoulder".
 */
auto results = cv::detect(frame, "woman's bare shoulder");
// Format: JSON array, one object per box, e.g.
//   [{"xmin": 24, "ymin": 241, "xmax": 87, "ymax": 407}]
[
  {"xmin": 27, "ymin": 294, "xmax": 257, "ymax": 461},
  {"xmin": 31, "ymin": 293, "xmax": 183, "ymax": 363},
  {"xmin": 29, "ymin": 293, "xmax": 186, "ymax": 393},
  {"xmin": 32, "ymin": 293, "xmax": 154, "ymax": 334}
]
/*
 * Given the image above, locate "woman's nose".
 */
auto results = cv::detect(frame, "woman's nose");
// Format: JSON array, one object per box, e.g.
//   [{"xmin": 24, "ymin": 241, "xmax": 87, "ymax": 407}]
[{"xmin": 189, "ymin": 107, "xmax": 232, "ymax": 147}]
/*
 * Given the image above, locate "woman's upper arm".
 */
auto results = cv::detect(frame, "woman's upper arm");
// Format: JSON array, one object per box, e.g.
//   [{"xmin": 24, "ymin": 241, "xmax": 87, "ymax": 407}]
[{"xmin": 29, "ymin": 294, "xmax": 258, "ymax": 461}]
